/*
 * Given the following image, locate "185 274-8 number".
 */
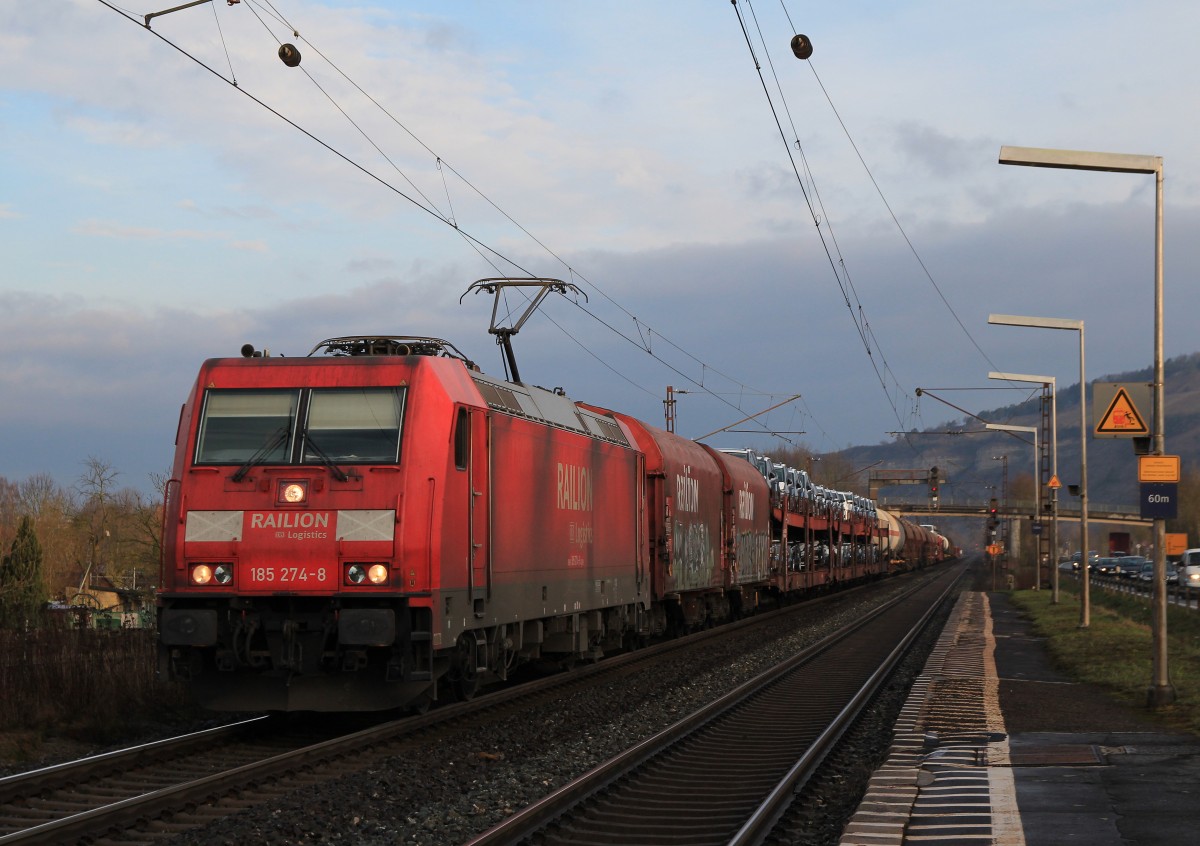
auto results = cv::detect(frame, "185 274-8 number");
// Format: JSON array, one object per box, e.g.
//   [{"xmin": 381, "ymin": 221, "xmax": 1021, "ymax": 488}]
[{"xmin": 249, "ymin": 566, "xmax": 328, "ymax": 583}]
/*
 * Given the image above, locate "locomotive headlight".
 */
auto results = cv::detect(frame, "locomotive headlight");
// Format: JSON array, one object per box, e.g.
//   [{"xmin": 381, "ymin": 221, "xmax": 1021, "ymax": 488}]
[
  {"xmin": 190, "ymin": 563, "xmax": 233, "ymax": 586},
  {"xmin": 277, "ymin": 480, "xmax": 308, "ymax": 505},
  {"xmin": 345, "ymin": 563, "xmax": 389, "ymax": 586}
]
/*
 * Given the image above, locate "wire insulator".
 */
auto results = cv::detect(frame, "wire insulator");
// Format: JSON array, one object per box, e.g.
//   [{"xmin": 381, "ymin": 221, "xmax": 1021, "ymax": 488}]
[{"xmin": 278, "ymin": 43, "xmax": 301, "ymax": 67}]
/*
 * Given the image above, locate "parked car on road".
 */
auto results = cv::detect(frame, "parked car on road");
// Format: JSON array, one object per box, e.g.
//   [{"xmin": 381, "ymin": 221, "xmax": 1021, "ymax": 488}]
[
  {"xmin": 1177, "ymin": 549, "xmax": 1200, "ymax": 588},
  {"xmin": 1117, "ymin": 555, "xmax": 1149, "ymax": 579},
  {"xmin": 1139, "ymin": 561, "xmax": 1179, "ymax": 585}
]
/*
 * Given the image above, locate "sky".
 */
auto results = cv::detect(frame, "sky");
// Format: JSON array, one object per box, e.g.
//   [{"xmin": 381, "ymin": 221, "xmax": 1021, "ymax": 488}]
[{"xmin": 2, "ymin": 1, "xmax": 1199, "ymax": 498}]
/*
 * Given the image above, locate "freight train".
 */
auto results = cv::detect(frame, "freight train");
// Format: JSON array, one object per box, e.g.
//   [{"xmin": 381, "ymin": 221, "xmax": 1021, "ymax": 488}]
[{"xmin": 158, "ymin": 333, "xmax": 951, "ymax": 712}]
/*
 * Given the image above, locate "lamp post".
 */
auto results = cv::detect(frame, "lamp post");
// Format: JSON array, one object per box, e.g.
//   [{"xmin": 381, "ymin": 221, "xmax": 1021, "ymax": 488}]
[
  {"xmin": 986, "ymin": 424, "xmax": 1039, "ymax": 588},
  {"xmin": 986, "ymin": 484, "xmax": 998, "ymax": 590},
  {"xmin": 990, "ymin": 371, "xmax": 1058, "ymax": 602},
  {"xmin": 988, "ymin": 315, "xmax": 1087, "ymax": 624},
  {"xmin": 998, "ymin": 145, "xmax": 1171, "ymax": 706},
  {"xmin": 992, "ymin": 455, "xmax": 1009, "ymax": 578}
]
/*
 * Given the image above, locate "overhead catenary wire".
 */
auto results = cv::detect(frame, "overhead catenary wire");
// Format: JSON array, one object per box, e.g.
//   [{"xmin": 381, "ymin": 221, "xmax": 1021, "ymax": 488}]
[
  {"xmin": 101, "ymin": 1, "xmax": 524, "ymax": 273},
  {"xmin": 771, "ymin": 0, "xmax": 1017, "ymax": 416},
  {"xmin": 95, "ymin": 0, "xmax": 806, "ymax": 443},
  {"xmin": 796, "ymin": 41, "xmax": 1012, "ymax": 388},
  {"xmin": 238, "ymin": 0, "xmax": 507, "ymax": 275},
  {"xmin": 234, "ymin": 0, "xmax": 788, "ymax": 412},
  {"xmin": 207, "ymin": 0, "xmax": 237, "ymax": 84},
  {"xmin": 732, "ymin": 1, "xmax": 914, "ymax": 452}
]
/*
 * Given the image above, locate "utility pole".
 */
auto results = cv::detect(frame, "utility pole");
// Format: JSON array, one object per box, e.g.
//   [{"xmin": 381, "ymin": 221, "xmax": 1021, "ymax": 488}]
[{"xmin": 664, "ymin": 386, "xmax": 678, "ymax": 433}]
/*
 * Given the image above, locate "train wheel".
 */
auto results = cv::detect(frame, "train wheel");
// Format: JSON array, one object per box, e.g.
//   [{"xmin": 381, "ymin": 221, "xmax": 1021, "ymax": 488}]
[
  {"xmin": 450, "ymin": 672, "xmax": 478, "ymax": 702},
  {"xmin": 447, "ymin": 637, "xmax": 480, "ymax": 701},
  {"xmin": 406, "ymin": 691, "xmax": 433, "ymax": 715}
]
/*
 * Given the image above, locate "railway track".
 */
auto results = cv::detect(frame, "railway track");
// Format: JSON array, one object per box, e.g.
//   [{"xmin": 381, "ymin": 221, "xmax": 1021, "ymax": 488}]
[
  {"xmin": 465, "ymin": 565, "xmax": 962, "ymax": 846},
  {"xmin": 0, "ymin": 715, "xmax": 361, "ymax": 845},
  {"xmin": 0, "ymin": 571, "xmax": 950, "ymax": 844}
]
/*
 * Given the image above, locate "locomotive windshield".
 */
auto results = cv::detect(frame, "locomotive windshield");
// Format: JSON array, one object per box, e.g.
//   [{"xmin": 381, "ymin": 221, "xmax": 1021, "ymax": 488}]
[
  {"xmin": 194, "ymin": 387, "xmax": 406, "ymax": 467},
  {"xmin": 304, "ymin": 388, "xmax": 404, "ymax": 463},
  {"xmin": 196, "ymin": 390, "xmax": 298, "ymax": 463}
]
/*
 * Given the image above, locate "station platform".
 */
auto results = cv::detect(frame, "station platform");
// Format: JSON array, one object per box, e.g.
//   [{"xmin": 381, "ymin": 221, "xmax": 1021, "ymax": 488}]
[{"xmin": 839, "ymin": 587, "xmax": 1200, "ymax": 845}]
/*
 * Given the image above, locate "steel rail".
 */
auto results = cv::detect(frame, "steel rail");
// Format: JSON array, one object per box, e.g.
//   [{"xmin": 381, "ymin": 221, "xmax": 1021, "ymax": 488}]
[
  {"xmin": 0, "ymin": 717, "xmax": 269, "ymax": 804},
  {"xmin": 0, "ymin": 579, "xmax": 890, "ymax": 844},
  {"xmin": 729, "ymin": 570, "xmax": 960, "ymax": 844},
  {"xmin": 463, "ymin": 566, "xmax": 961, "ymax": 846}
]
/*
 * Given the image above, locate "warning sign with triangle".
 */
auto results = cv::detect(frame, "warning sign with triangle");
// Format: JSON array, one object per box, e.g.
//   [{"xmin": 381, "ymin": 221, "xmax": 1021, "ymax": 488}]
[
  {"xmin": 1095, "ymin": 387, "xmax": 1149, "ymax": 436},
  {"xmin": 1048, "ymin": 475, "xmax": 1062, "ymax": 489}
]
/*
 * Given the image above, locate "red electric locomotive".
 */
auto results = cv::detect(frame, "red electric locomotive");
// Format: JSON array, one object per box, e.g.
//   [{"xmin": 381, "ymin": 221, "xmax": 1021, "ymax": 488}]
[{"xmin": 158, "ymin": 334, "xmax": 778, "ymax": 711}]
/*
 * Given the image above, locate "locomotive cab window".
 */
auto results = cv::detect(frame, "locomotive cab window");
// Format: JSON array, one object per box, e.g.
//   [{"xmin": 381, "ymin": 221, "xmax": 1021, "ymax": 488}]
[
  {"xmin": 303, "ymin": 388, "xmax": 405, "ymax": 464},
  {"xmin": 195, "ymin": 390, "xmax": 298, "ymax": 464},
  {"xmin": 454, "ymin": 407, "xmax": 469, "ymax": 470}
]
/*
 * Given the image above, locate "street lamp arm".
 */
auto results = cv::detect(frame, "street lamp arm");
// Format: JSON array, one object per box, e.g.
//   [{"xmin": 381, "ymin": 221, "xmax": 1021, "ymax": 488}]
[
  {"xmin": 999, "ymin": 146, "xmax": 1161, "ymax": 175},
  {"xmin": 983, "ymin": 424, "xmax": 1035, "ymax": 446},
  {"xmin": 988, "ymin": 371, "xmax": 1055, "ymax": 388},
  {"xmin": 989, "ymin": 314, "xmax": 1083, "ymax": 332}
]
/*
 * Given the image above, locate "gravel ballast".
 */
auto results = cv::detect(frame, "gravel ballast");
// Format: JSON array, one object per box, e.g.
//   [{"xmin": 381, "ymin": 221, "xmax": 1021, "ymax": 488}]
[{"xmin": 166, "ymin": 576, "xmax": 943, "ymax": 846}]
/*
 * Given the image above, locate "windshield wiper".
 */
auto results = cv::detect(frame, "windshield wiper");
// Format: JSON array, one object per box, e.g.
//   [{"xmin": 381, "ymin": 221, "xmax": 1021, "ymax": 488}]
[
  {"xmin": 301, "ymin": 433, "xmax": 350, "ymax": 482},
  {"xmin": 231, "ymin": 426, "xmax": 290, "ymax": 482}
]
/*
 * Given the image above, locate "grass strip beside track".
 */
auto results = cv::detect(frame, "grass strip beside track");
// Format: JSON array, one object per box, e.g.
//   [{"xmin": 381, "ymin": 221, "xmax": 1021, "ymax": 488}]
[{"xmin": 1009, "ymin": 582, "xmax": 1200, "ymax": 737}]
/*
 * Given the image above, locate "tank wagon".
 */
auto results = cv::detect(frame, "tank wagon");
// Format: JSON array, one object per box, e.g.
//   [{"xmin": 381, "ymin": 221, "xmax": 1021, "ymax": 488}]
[{"xmin": 158, "ymin": 335, "xmax": 950, "ymax": 712}]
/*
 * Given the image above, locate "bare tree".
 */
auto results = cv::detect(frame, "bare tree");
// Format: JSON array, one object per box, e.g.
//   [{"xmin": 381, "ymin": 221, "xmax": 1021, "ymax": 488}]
[
  {"xmin": 75, "ymin": 457, "xmax": 119, "ymax": 588},
  {"xmin": 18, "ymin": 473, "xmax": 66, "ymax": 519},
  {"xmin": 110, "ymin": 487, "xmax": 164, "ymax": 590}
]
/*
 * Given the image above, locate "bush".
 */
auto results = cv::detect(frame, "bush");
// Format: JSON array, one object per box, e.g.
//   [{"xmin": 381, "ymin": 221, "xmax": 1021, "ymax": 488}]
[{"xmin": 0, "ymin": 625, "xmax": 195, "ymax": 742}]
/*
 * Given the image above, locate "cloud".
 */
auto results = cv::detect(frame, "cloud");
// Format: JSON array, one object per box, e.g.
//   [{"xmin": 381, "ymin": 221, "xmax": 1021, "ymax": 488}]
[
  {"xmin": 72, "ymin": 219, "xmax": 226, "ymax": 241},
  {"xmin": 345, "ymin": 256, "xmax": 399, "ymax": 274},
  {"xmin": 893, "ymin": 122, "xmax": 989, "ymax": 178},
  {"xmin": 63, "ymin": 113, "xmax": 172, "ymax": 148},
  {"xmin": 4, "ymin": 1, "xmax": 1200, "ymax": 494},
  {"xmin": 229, "ymin": 239, "xmax": 269, "ymax": 252}
]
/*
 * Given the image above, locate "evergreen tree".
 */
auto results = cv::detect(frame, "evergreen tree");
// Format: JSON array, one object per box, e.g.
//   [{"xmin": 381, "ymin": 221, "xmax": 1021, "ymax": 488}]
[{"xmin": 0, "ymin": 515, "xmax": 47, "ymax": 628}]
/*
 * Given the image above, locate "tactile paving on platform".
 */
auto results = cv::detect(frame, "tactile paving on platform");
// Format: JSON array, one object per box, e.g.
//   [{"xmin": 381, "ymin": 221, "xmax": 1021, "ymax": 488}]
[{"xmin": 838, "ymin": 592, "xmax": 1024, "ymax": 846}]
